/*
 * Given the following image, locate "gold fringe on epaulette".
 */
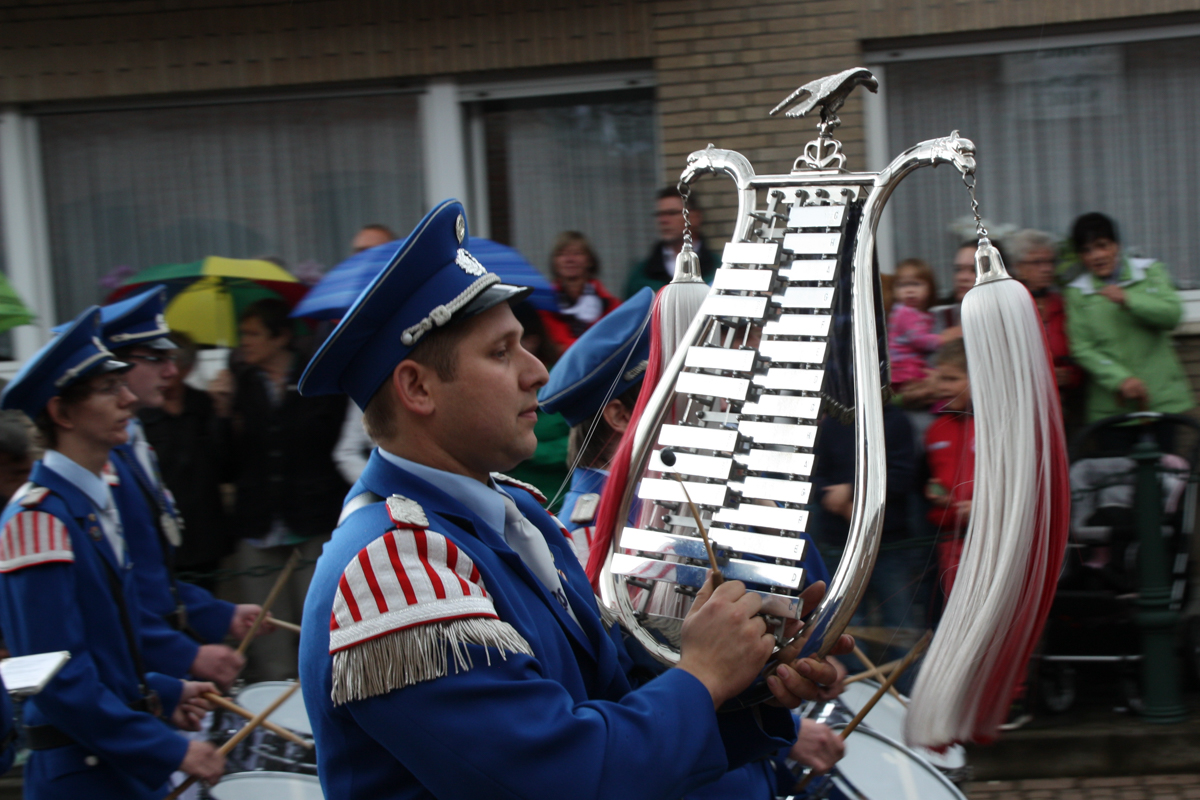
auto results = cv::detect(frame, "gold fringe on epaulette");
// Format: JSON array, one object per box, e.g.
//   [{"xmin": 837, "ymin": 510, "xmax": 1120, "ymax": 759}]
[{"xmin": 331, "ymin": 617, "xmax": 534, "ymax": 705}]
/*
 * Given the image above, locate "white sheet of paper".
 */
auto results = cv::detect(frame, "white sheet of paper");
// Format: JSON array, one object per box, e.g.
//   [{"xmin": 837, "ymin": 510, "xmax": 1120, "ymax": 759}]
[{"xmin": 1, "ymin": 651, "xmax": 70, "ymax": 696}]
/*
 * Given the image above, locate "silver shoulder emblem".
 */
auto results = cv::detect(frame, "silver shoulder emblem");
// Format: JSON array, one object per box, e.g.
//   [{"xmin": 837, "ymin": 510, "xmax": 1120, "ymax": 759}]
[{"xmin": 386, "ymin": 494, "xmax": 430, "ymax": 529}]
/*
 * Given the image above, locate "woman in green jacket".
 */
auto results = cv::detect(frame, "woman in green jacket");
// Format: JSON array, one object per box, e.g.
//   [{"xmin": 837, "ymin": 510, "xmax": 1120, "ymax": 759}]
[{"xmin": 1063, "ymin": 212, "xmax": 1195, "ymax": 451}]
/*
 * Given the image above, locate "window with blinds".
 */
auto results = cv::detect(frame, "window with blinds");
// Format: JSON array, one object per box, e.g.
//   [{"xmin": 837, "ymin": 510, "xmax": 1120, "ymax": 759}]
[
  {"xmin": 877, "ymin": 36, "xmax": 1200, "ymax": 289},
  {"xmin": 38, "ymin": 93, "xmax": 425, "ymax": 321}
]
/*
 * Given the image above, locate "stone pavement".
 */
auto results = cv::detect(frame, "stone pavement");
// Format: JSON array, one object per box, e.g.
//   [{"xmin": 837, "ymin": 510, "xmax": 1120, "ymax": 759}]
[{"xmin": 966, "ymin": 774, "xmax": 1200, "ymax": 800}]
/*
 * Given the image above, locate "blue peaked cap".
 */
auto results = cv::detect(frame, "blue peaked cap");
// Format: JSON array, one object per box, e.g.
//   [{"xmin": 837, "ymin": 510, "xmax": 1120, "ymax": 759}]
[
  {"xmin": 299, "ymin": 200, "xmax": 531, "ymax": 409},
  {"xmin": 538, "ymin": 287, "xmax": 654, "ymax": 427},
  {"xmin": 53, "ymin": 285, "xmax": 175, "ymax": 350},
  {"xmin": 2, "ymin": 306, "xmax": 131, "ymax": 418}
]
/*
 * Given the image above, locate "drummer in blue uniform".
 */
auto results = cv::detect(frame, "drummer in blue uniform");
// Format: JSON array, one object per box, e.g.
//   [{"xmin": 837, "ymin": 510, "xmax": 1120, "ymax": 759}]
[
  {"xmin": 296, "ymin": 199, "xmax": 852, "ymax": 800},
  {"xmin": 87, "ymin": 287, "xmax": 268, "ymax": 686},
  {"xmin": 539, "ymin": 285, "xmax": 847, "ymax": 791},
  {"xmin": 0, "ymin": 307, "xmax": 224, "ymax": 798}
]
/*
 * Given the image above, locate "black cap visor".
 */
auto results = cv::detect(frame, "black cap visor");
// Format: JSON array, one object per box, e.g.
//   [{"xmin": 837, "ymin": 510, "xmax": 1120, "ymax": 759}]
[{"xmin": 459, "ymin": 283, "xmax": 534, "ymax": 321}]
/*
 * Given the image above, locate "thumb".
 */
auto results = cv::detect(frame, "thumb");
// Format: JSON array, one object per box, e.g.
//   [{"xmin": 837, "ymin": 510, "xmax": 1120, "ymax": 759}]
[{"xmin": 690, "ymin": 571, "xmax": 718, "ymax": 612}]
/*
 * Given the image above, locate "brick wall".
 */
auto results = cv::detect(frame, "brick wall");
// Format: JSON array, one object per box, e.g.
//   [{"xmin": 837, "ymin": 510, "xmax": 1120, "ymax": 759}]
[{"xmin": 0, "ymin": 0, "xmax": 654, "ymax": 103}]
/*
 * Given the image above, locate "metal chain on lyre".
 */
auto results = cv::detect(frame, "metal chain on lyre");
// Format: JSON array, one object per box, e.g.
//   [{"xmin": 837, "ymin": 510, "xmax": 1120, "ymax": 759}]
[
  {"xmin": 677, "ymin": 180, "xmax": 695, "ymax": 249},
  {"xmin": 961, "ymin": 171, "xmax": 988, "ymax": 239}
]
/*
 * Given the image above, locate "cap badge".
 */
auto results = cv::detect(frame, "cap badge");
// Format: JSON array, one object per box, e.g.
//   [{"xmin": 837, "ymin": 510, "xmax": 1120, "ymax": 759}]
[
  {"xmin": 456, "ymin": 248, "xmax": 487, "ymax": 277},
  {"xmin": 455, "ymin": 214, "xmax": 466, "ymax": 243}
]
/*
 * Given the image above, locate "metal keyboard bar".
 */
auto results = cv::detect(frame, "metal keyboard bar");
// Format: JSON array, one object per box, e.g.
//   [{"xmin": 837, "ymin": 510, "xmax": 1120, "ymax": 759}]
[
  {"xmin": 675, "ymin": 372, "xmax": 750, "ymax": 401},
  {"xmin": 701, "ymin": 295, "xmax": 769, "ymax": 319},
  {"xmin": 648, "ymin": 451, "xmax": 733, "ymax": 480},
  {"xmin": 759, "ymin": 341, "xmax": 828, "ymax": 364},
  {"xmin": 713, "ymin": 503, "xmax": 809, "ymax": 533},
  {"xmin": 722, "ymin": 242, "xmax": 782, "ymax": 266},
  {"xmin": 788, "ymin": 205, "xmax": 846, "ymax": 228},
  {"xmin": 697, "ymin": 410, "xmax": 740, "ymax": 425},
  {"xmin": 752, "ymin": 368, "xmax": 824, "ymax": 392},
  {"xmin": 685, "ymin": 347, "xmax": 757, "ymax": 372},
  {"xmin": 774, "ymin": 287, "xmax": 836, "ymax": 309},
  {"xmin": 623, "ymin": 527, "xmax": 811, "ymax": 567},
  {"xmin": 764, "ymin": 314, "xmax": 831, "ymax": 337},
  {"xmin": 738, "ymin": 420, "xmax": 818, "ymax": 447},
  {"xmin": 638, "ymin": 478, "xmax": 728, "ymax": 507},
  {"xmin": 712, "ymin": 268, "xmax": 775, "ymax": 292},
  {"xmin": 782, "ymin": 232, "xmax": 841, "ymax": 255},
  {"xmin": 733, "ymin": 476, "xmax": 812, "ymax": 504},
  {"xmin": 658, "ymin": 424, "xmax": 739, "ymax": 453},
  {"xmin": 779, "ymin": 260, "xmax": 837, "ymax": 282},
  {"xmin": 735, "ymin": 449, "xmax": 815, "ymax": 476},
  {"xmin": 741, "ymin": 395, "xmax": 820, "ymax": 419},
  {"xmin": 610, "ymin": 552, "xmax": 805, "ymax": 593}
]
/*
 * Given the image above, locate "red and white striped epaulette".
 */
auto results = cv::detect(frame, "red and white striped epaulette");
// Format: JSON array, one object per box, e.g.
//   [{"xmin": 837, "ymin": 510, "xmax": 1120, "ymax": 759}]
[
  {"xmin": 328, "ymin": 494, "xmax": 533, "ymax": 706},
  {"xmin": 490, "ymin": 473, "xmax": 547, "ymax": 504},
  {"xmin": 0, "ymin": 504, "xmax": 73, "ymax": 573},
  {"xmin": 101, "ymin": 461, "xmax": 120, "ymax": 486}
]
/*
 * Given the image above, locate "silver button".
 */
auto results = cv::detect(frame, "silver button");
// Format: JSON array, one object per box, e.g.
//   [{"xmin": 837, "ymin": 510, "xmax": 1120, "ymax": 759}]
[{"xmin": 84, "ymin": 755, "xmax": 99, "ymax": 767}]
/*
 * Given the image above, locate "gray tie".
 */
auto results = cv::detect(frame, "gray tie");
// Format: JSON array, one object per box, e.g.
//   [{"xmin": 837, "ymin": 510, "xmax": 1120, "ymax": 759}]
[{"xmin": 500, "ymin": 494, "xmax": 580, "ymax": 628}]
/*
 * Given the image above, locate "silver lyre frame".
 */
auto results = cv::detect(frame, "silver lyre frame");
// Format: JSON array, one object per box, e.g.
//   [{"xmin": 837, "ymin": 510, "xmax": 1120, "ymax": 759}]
[{"xmin": 599, "ymin": 125, "xmax": 977, "ymax": 667}]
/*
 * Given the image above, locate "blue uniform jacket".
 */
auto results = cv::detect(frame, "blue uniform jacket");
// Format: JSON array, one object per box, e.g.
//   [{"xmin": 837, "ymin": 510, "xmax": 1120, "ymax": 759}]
[
  {"xmin": 0, "ymin": 461, "xmax": 187, "ymax": 799},
  {"xmin": 300, "ymin": 450, "xmax": 795, "ymax": 800},
  {"xmin": 110, "ymin": 444, "xmax": 234, "ymax": 677}
]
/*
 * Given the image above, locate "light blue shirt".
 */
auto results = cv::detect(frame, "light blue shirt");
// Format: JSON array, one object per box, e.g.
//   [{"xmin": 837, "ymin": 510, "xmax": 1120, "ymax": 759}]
[
  {"xmin": 377, "ymin": 448, "xmax": 580, "ymax": 627},
  {"xmin": 42, "ymin": 449, "xmax": 125, "ymax": 565}
]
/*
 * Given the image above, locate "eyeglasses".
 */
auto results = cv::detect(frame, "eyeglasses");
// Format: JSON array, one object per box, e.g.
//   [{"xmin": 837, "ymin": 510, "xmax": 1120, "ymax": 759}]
[
  {"xmin": 90, "ymin": 378, "xmax": 130, "ymax": 397},
  {"xmin": 127, "ymin": 353, "xmax": 179, "ymax": 365}
]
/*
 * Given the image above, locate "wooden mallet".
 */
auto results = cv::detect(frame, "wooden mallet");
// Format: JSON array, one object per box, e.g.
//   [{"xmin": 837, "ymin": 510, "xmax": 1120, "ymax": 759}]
[
  {"xmin": 792, "ymin": 630, "xmax": 932, "ymax": 792},
  {"xmin": 165, "ymin": 681, "xmax": 302, "ymax": 799},
  {"xmin": 659, "ymin": 448, "xmax": 723, "ymax": 585},
  {"xmin": 236, "ymin": 548, "xmax": 302, "ymax": 657},
  {"xmin": 201, "ymin": 691, "xmax": 312, "ymax": 749}
]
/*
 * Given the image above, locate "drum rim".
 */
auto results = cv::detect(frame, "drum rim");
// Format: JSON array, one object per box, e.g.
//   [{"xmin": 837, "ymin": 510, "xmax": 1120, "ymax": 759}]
[
  {"xmin": 829, "ymin": 724, "xmax": 968, "ymax": 799},
  {"xmin": 825, "ymin": 685, "xmax": 968, "ymax": 768},
  {"xmin": 235, "ymin": 681, "xmax": 311, "ymax": 734},
  {"xmin": 210, "ymin": 769, "xmax": 322, "ymax": 785}
]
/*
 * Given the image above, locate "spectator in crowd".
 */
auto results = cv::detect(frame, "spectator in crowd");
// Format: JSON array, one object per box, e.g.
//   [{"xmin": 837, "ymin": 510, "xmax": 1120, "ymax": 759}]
[
  {"xmin": 930, "ymin": 241, "xmax": 976, "ymax": 335},
  {"xmin": 351, "ymin": 223, "xmax": 398, "ymax": 254},
  {"xmin": 138, "ymin": 332, "xmax": 233, "ymax": 592},
  {"xmin": 924, "ymin": 339, "xmax": 974, "ymax": 600},
  {"xmin": 1064, "ymin": 212, "xmax": 1195, "ymax": 452},
  {"xmin": 0, "ymin": 412, "xmax": 32, "ymax": 502},
  {"xmin": 210, "ymin": 298, "xmax": 349, "ymax": 681},
  {"xmin": 540, "ymin": 231, "xmax": 620, "ymax": 355},
  {"xmin": 624, "ymin": 186, "xmax": 718, "ymax": 297},
  {"xmin": 504, "ymin": 302, "xmax": 570, "ymax": 512},
  {"xmin": 811, "ymin": 402, "xmax": 920, "ymax": 687},
  {"xmin": 888, "ymin": 258, "xmax": 958, "ymax": 394},
  {"xmin": 1007, "ymin": 229, "xmax": 1083, "ymax": 416}
]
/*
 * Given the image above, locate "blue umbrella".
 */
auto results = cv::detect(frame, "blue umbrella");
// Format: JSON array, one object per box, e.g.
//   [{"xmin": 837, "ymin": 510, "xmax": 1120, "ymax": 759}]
[{"xmin": 292, "ymin": 236, "xmax": 557, "ymax": 319}]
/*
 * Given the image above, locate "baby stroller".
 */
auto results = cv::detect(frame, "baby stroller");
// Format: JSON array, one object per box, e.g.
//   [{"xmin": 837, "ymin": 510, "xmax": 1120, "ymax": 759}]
[{"xmin": 1038, "ymin": 412, "xmax": 1200, "ymax": 713}]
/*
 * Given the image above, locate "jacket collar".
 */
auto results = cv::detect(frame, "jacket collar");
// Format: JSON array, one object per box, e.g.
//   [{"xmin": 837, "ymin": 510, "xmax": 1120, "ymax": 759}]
[
  {"xmin": 355, "ymin": 451, "xmax": 600, "ymax": 660},
  {"xmin": 29, "ymin": 460, "xmax": 124, "ymax": 573}
]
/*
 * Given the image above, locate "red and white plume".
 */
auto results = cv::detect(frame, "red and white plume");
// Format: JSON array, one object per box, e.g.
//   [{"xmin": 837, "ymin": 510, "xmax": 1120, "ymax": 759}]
[{"xmin": 906, "ymin": 237, "xmax": 1071, "ymax": 746}]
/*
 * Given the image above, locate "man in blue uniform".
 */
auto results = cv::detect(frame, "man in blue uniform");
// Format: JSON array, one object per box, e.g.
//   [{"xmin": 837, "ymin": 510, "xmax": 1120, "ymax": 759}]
[
  {"xmin": 0, "ymin": 307, "xmax": 224, "ymax": 798},
  {"xmin": 539, "ymin": 285, "xmax": 847, "ymax": 792},
  {"xmin": 90, "ymin": 287, "xmax": 267, "ymax": 686},
  {"xmin": 297, "ymin": 200, "xmax": 851, "ymax": 800}
]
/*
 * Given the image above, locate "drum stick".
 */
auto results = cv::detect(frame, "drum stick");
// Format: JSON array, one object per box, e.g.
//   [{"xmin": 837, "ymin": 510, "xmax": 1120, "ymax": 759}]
[
  {"xmin": 202, "ymin": 692, "xmax": 312, "ymax": 749},
  {"xmin": 267, "ymin": 618, "xmax": 302, "ymax": 634},
  {"xmin": 851, "ymin": 644, "xmax": 905, "ymax": 704},
  {"xmin": 236, "ymin": 548, "xmax": 302, "ymax": 656},
  {"xmin": 165, "ymin": 681, "xmax": 302, "ymax": 800},
  {"xmin": 659, "ymin": 449, "xmax": 723, "ymax": 585},
  {"xmin": 844, "ymin": 657, "xmax": 901, "ymax": 685},
  {"xmin": 792, "ymin": 631, "xmax": 931, "ymax": 793}
]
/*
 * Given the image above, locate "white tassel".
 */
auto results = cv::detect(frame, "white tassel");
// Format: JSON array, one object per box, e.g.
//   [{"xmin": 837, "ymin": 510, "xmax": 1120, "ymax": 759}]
[
  {"xmin": 331, "ymin": 617, "xmax": 533, "ymax": 705},
  {"xmin": 906, "ymin": 239, "xmax": 1068, "ymax": 747}
]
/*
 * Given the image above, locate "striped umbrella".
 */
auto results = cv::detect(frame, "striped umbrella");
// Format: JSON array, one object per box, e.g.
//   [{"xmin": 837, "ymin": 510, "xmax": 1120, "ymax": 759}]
[{"xmin": 107, "ymin": 256, "xmax": 308, "ymax": 346}]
